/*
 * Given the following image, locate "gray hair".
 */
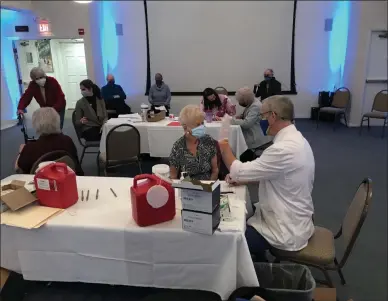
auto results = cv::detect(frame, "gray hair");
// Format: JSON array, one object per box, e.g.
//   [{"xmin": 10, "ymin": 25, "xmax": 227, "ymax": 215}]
[
  {"xmin": 179, "ymin": 105, "xmax": 204, "ymax": 127},
  {"xmin": 263, "ymin": 95, "xmax": 294, "ymax": 121},
  {"xmin": 32, "ymin": 107, "xmax": 61, "ymax": 135},
  {"xmin": 235, "ymin": 87, "xmax": 255, "ymax": 104},
  {"xmin": 30, "ymin": 67, "xmax": 46, "ymax": 80}
]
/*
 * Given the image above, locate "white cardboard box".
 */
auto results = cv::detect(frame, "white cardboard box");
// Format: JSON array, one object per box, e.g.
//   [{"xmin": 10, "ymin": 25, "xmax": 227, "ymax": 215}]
[
  {"xmin": 181, "ymin": 206, "xmax": 221, "ymax": 235},
  {"xmin": 173, "ymin": 180, "xmax": 220, "ymax": 213}
]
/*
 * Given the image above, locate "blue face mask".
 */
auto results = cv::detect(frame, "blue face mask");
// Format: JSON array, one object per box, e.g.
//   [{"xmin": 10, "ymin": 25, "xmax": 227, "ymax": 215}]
[
  {"xmin": 191, "ymin": 125, "xmax": 206, "ymax": 138},
  {"xmin": 260, "ymin": 119, "xmax": 269, "ymax": 136},
  {"xmin": 264, "ymin": 76, "xmax": 271, "ymax": 81}
]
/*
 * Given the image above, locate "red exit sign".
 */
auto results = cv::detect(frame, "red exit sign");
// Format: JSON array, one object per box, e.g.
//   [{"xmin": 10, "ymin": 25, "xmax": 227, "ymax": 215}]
[{"xmin": 39, "ymin": 23, "xmax": 49, "ymax": 32}]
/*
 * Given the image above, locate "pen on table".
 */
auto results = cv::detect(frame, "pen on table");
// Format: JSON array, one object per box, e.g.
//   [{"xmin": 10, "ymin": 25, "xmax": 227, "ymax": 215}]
[
  {"xmin": 110, "ymin": 188, "xmax": 117, "ymax": 198},
  {"xmin": 86, "ymin": 190, "xmax": 89, "ymax": 201},
  {"xmin": 81, "ymin": 190, "xmax": 84, "ymax": 201},
  {"xmin": 96, "ymin": 189, "xmax": 99, "ymax": 200}
]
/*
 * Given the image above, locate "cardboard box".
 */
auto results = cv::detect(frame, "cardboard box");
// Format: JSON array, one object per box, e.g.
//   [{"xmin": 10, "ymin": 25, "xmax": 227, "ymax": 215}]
[
  {"xmin": 181, "ymin": 205, "xmax": 220, "ymax": 235},
  {"xmin": 313, "ymin": 288, "xmax": 336, "ymax": 301},
  {"xmin": 1, "ymin": 180, "xmax": 37, "ymax": 211},
  {"xmin": 173, "ymin": 180, "xmax": 220, "ymax": 213}
]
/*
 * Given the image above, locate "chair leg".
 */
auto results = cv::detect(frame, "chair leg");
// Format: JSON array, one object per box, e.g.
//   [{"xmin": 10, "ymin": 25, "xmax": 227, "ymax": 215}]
[
  {"xmin": 359, "ymin": 117, "xmax": 364, "ymax": 135},
  {"xmin": 382, "ymin": 119, "xmax": 387, "ymax": 139},
  {"xmin": 96, "ymin": 152, "xmax": 100, "ymax": 176},
  {"xmin": 321, "ymin": 267, "xmax": 335, "ymax": 288},
  {"xmin": 343, "ymin": 112, "xmax": 348, "ymax": 127},
  {"xmin": 80, "ymin": 147, "xmax": 86, "ymax": 164},
  {"xmin": 367, "ymin": 118, "xmax": 370, "ymax": 131},
  {"xmin": 316, "ymin": 111, "xmax": 320, "ymax": 129},
  {"xmin": 334, "ymin": 258, "xmax": 346, "ymax": 285},
  {"xmin": 138, "ymin": 160, "xmax": 143, "ymax": 174}
]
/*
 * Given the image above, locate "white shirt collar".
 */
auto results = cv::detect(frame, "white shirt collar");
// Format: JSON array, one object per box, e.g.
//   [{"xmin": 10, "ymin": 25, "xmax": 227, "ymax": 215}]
[{"xmin": 273, "ymin": 124, "xmax": 296, "ymax": 143}]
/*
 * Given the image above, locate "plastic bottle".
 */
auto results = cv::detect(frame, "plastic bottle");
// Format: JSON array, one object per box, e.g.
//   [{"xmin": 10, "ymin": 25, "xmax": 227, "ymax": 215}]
[
  {"xmin": 178, "ymin": 171, "xmax": 187, "ymax": 200},
  {"xmin": 219, "ymin": 114, "xmax": 232, "ymax": 141}
]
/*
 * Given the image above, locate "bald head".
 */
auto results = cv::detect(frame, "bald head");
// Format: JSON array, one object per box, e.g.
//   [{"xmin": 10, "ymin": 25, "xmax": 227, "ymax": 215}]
[{"xmin": 106, "ymin": 74, "xmax": 115, "ymax": 84}]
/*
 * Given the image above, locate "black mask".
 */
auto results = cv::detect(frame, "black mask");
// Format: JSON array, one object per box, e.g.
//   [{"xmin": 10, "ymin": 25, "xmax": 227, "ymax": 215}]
[
  {"xmin": 108, "ymin": 80, "xmax": 115, "ymax": 85},
  {"xmin": 156, "ymin": 80, "xmax": 163, "ymax": 86},
  {"xmin": 264, "ymin": 76, "xmax": 271, "ymax": 81}
]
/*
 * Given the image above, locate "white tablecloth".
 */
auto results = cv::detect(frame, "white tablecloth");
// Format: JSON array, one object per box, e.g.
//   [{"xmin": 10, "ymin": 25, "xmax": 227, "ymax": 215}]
[
  {"xmin": 100, "ymin": 118, "xmax": 248, "ymax": 158},
  {"xmin": 1, "ymin": 175, "xmax": 258, "ymax": 300}
]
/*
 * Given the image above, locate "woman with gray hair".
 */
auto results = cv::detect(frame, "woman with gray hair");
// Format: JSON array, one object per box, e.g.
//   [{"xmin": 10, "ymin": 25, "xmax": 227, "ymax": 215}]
[
  {"xmin": 169, "ymin": 105, "xmax": 219, "ymax": 180},
  {"xmin": 232, "ymin": 87, "xmax": 272, "ymax": 162},
  {"xmin": 17, "ymin": 67, "xmax": 67, "ymax": 129},
  {"xmin": 15, "ymin": 107, "xmax": 83, "ymax": 175}
]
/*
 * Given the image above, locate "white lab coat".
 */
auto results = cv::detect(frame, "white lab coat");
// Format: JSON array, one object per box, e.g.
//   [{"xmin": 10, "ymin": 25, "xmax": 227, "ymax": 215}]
[{"xmin": 230, "ymin": 124, "xmax": 315, "ymax": 251}]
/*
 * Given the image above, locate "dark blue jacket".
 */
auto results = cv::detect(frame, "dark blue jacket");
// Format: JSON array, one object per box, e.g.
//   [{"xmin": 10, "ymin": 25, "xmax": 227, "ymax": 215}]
[{"xmin": 101, "ymin": 83, "xmax": 126, "ymax": 103}]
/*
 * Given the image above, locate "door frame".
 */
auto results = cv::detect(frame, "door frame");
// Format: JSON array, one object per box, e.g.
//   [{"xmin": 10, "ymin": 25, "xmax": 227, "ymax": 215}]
[{"xmin": 13, "ymin": 37, "xmax": 88, "ymax": 110}]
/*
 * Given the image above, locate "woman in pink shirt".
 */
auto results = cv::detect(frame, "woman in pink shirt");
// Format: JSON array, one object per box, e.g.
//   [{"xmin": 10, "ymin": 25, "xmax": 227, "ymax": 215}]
[{"xmin": 200, "ymin": 88, "xmax": 236, "ymax": 121}]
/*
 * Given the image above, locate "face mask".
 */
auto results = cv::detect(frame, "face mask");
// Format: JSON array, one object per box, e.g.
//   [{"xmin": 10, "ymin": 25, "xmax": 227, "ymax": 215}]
[
  {"xmin": 191, "ymin": 125, "xmax": 206, "ymax": 138},
  {"xmin": 81, "ymin": 90, "xmax": 93, "ymax": 97},
  {"xmin": 36, "ymin": 78, "xmax": 46, "ymax": 87},
  {"xmin": 108, "ymin": 80, "xmax": 115, "ymax": 84},
  {"xmin": 264, "ymin": 76, "xmax": 271, "ymax": 81},
  {"xmin": 260, "ymin": 119, "xmax": 270, "ymax": 136},
  {"xmin": 156, "ymin": 80, "xmax": 163, "ymax": 86}
]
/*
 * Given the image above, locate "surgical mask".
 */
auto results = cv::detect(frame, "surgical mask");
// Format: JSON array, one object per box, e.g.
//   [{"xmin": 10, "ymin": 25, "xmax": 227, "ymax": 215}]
[
  {"xmin": 81, "ymin": 90, "xmax": 93, "ymax": 97},
  {"xmin": 260, "ymin": 119, "xmax": 270, "ymax": 136},
  {"xmin": 191, "ymin": 125, "xmax": 206, "ymax": 138},
  {"xmin": 264, "ymin": 76, "xmax": 271, "ymax": 81},
  {"xmin": 35, "ymin": 78, "xmax": 46, "ymax": 87}
]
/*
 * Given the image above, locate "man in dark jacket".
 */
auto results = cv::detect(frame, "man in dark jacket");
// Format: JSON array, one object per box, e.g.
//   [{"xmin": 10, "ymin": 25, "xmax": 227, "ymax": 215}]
[
  {"xmin": 253, "ymin": 69, "xmax": 282, "ymax": 101},
  {"xmin": 17, "ymin": 67, "xmax": 66, "ymax": 129},
  {"xmin": 101, "ymin": 74, "xmax": 131, "ymax": 115}
]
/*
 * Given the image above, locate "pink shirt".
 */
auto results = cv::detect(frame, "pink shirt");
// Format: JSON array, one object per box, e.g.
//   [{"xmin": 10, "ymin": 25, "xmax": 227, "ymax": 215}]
[{"xmin": 200, "ymin": 94, "xmax": 236, "ymax": 118}]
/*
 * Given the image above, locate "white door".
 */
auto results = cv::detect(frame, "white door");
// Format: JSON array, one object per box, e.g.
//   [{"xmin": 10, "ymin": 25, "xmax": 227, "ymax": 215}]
[
  {"xmin": 15, "ymin": 40, "xmax": 42, "ymax": 121},
  {"xmin": 60, "ymin": 42, "xmax": 88, "ymax": 109}
]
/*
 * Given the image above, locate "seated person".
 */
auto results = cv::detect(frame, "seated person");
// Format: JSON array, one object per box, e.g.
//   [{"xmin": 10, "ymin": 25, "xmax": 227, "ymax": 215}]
[
  {"xmin": 75, "ymin": 79, "xmax": 108, "ymax": 141},
  {"xmin": 148, "ymin": 73, "xmax": 171, "ymax": 116},
  {"xmin": 101, "ymin": 74, "xmax": 131, "ymax": 115},
  {"xmin": 200, "ymin": 87, "xmax": 236, "ymax": 121},
  {"xmin": 232, "ymin": 87, "xmax": 272, "ymax": 162},
  {"xmin": 169, "ymin": 105, "xmax": 219, "ymax": 180},
  {"xmin": 15, "ymin": 107, "xmax": 83, "ymax": 175}
]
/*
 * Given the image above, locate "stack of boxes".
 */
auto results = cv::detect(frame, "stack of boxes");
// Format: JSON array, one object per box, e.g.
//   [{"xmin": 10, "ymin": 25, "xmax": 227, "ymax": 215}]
[{"xmin": 173, "ymin": 179, "xmax": 221, "ymax": 235}]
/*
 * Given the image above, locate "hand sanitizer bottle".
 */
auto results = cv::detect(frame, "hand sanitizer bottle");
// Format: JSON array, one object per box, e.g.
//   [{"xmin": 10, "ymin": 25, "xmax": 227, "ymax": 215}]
[{"xmin": 178, "ymin": 171, "xmax": 187, "ymax": 200}]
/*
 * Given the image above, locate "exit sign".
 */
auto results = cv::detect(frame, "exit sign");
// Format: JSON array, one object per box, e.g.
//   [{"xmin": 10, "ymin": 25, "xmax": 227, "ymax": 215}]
[
  {"xmin": 37, "ymin": 19, "xmax": 51, "ymax": 36},
  {"xmin": 39, "ymin": 23, "xmax": 49, "ymax": 33}
]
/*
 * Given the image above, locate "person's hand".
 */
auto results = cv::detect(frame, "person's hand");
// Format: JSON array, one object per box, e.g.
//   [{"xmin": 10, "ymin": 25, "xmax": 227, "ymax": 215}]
[
  {"xmin": 214, "ymin": 116, "xmax": 222, "ymax": 121},
  {"xmin": 19, "ymin": 144, "xmax": 25, "ymax": 153},
  {"xmin": 17, "ymin": 109, "xmax": 24, "ymax": 116},
  {"xmin": 80, "ymin": 117, "xmax": 88, "ymax": 124}
]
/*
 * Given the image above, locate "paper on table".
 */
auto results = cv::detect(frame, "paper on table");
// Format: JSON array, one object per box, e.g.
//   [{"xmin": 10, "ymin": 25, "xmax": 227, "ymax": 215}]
[
  {"xmin": 154, "ymin": 106, "xmax": 166, "ymax": 111},
  {"xmin": 0, "ymin": 204, "xmax": 64, "ymax": 229},
  {"xmin": 118, "ymin": 113, "xmax": 142, "ymax": 121}
]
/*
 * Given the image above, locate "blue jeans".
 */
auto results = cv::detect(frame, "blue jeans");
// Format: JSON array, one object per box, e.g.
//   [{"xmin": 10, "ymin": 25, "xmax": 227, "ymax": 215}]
[
  {"xmin": 58, "ymin": 108, "xmax": 65, "ymax": 130},
  {"xmin": 245, "ymin": 225, "xmax": 271, "ymax": 262}
]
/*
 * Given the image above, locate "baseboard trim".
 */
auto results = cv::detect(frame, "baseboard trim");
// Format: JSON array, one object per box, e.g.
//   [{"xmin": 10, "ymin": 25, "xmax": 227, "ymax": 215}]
[{"xmin": 1, "ymin": 120, "xmax": 18, "ymax": 131}]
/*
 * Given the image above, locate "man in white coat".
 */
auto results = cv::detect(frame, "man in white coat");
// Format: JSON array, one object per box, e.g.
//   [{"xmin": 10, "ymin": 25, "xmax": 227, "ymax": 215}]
[{"xmin": 219, "ymin": 95, "xmax": 315, "ymax": 261}]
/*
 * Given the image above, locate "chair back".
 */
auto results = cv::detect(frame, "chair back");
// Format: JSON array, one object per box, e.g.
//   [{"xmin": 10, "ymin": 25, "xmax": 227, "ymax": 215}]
[
  {"xmin": 214, "ymin": 86, "xmax": 228, "ymax": 96},
  {"xmin": 339, "ymin": 178, "xmax": 372, "ymax": 266},
  {"xmin": 372, "ymin": 89, "xmax": 388, "ymax": 112},
  {"xmin": 331, "ymin": 87, "xmax": 351, "ymax": 109},
  {"xmin": 71, "ymin": 110, "xmax": 84, "ymax": 143},
  {"xmin": 106, "ymin": 124, "xmax": 141, "ymax": 162},
  {"xmin": 30, "ymin": 150, "xmax": 77, "ymax": 174}
]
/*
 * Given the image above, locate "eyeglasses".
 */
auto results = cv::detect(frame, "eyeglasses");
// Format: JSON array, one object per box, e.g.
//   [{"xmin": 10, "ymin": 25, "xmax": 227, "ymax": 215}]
[{"xmin": 259, "ymin": 111, "xmax": 273, "ymax": 119}]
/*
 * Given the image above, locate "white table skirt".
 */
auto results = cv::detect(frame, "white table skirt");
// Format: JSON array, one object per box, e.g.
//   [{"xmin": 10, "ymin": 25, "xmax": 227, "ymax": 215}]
[
  {"xmin": 1, "ymin": 175, "xmax": 258, "ymax": 300},
  {"xmin": 100, "ymin": 118, "xmax": 248, "ymax": 158}
]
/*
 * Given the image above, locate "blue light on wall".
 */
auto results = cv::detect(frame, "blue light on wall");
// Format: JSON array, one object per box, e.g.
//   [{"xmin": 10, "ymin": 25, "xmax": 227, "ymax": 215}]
[
  {"xmin": 100, "ymin": 1, "xmax": 118, "ymax": 78},
  {"xmin": 1, "ymin": 9, "xmax": 22, "ymax": 119},
  {"xmin": 328, "ymin": 1, "xmax": 350, "ymax": 90}
]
